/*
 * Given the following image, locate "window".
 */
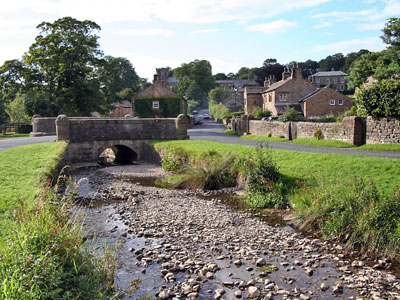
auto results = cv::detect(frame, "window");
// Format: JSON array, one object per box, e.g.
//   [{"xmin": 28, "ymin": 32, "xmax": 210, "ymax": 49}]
[
  {"xmin": 330, "ymin": 99, "xmax": 335, "ymax": 106},
  {"xmin": 333, "ymin": 78, "xmax": 337, "ymax": 83},
  {"xmin": 340, "ymin": 77, "xmax": 345, "ymax": 83},
  {"xmin": 340, "ymin": 84, "xmax": 345, "ymax": 91},
  {"xmin": 279, "ymin": 93, "xmax": 287, "ymax": 101},
  {"xmin": 152, "ymin": 101, "xmax": 159, "ymax": 109},
  {"xmin": 326, "ymin": 78, "xmax": 330, "ymax": 85},
  {"xmin": 316, "ymin": 78, "xmax": 320, "ymax": 83},
  {"xmin": 338, "ymin": 99, "xmax": 344, "ymax": 105}
]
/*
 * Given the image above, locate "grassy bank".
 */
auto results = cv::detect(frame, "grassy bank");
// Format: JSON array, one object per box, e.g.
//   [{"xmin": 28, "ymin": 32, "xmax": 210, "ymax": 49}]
[
  {"xmin": 0, "ymin": 143, "xmax": 117, "ymax": 299},
  {"xmin": 0, "ymin": 132, "xmax": 30, "ymax": 139},
  {"xmin": 240, "ymin": 134, "xmax": 400, "ymax": 151},
  {"xmin": 153, "ymin": 140, "xmax": 400, "ymax": 258}
]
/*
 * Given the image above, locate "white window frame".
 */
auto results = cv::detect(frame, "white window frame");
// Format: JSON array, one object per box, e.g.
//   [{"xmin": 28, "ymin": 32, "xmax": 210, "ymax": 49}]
[
  {"xmin": 340, "ymin": 84, "xmax": 345, "ymax": 91},
  {"xmin": 340, "ymin": 77, "xmax": 345, "ymax": 83},
  {"xmin": 279, "ymin": 93, "xmax": 287, "ymax": 101},
  {"xmin": 326, "ymin": 78, "xmax": 330, "ymax": 85},
  {"xmin": 152, "ymin": 101, "xmax": 160, "ymax": 109},
  {"xmin": 333, "ymin": 78, "xmax": 338, "ymax": 83},
  {"xmin": 338, "ymin": 99, "xmax": 344, "ymax": 106},
  {"xmin": 330, "ymin": 99, "xmax": 335, "ymax": 106}
]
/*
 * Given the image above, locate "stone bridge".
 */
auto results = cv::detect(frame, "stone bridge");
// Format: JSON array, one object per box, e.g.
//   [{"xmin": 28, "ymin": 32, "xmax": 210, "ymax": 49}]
[{"xmin": 54, "ymin": 115, "xmax": 188, "ymax": 163}]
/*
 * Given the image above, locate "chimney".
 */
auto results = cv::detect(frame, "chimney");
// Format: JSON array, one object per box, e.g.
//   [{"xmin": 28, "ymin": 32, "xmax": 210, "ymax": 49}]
[
  {"xmin": 153, "ymin": 74, "xmax": 164, "ymax": 86},
  {"xmin": 291, "ymin": 63, "xmax": 303, "ymax": 79},
  {"xmin": 282, "ymin": 68, "xmax": 291, "ymax": 81},
  {"xmin": 264, "ymin": 77, "xmax": 269, "ymax": 87},
  {"xmin": 269, "ymin": 75, "xmax": 276, "ymax": 84}
]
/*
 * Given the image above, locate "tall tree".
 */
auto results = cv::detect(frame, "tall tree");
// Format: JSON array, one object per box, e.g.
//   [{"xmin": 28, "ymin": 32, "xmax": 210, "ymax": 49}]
[
  {"xmin": 254, "ymin": 58, "xmax": 284, "ymax": 85},
  {"xmin": 214, "ymin": 73, "xmax": 228, "ymax": 80},
  {"xmin": 173, "ymin": 59, "xmax": 215, "ymax": 104},
  {"xmin": 319, "ymin": 53, "xmax": 345, "ymax": 71},
  {"xmin": 341, "ymin": 49, "xmax": 370, "ymax": 74},
  {"xmin": 208, "ymin": 87, "xmax": 229, "ymax": 104},
  {"xmin": 99, "ymin": 56, "xmax": 140, "ymax": 105},
  {"xmin": 299, "ymin": 59, "xmax": 319, "ymax": 78},
  {"xmin": 381, "ymin": 17, "xmax": 400, "ymax": 49},
  {"xmin": 23, "ymin": 17, "xmax": 105, "ymax": 116}
]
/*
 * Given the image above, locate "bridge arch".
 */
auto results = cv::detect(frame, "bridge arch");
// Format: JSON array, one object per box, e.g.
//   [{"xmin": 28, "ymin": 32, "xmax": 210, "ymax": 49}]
[{"xmin": 95, "ymin": 140, "xmax": 141, "ymax": 165}]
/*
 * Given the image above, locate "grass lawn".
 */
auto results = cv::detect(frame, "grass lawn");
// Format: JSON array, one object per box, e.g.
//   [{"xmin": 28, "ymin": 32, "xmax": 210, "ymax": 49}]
[
  {"xmin": 154, "ymin": 140, "xmax": 400, "ymax": 194},
  {"xmin": 356, "ymin": 144, "xmax": 400, "ymax": 152},
  {"xmin": 288, "ymin": 138, "xmax": 354, "ymax": 148},
  {"xmin": 0, "ymin": 142, "xmax": 65, "ymax": 251},
  {"xmin": 0, "ymin": 132, "xmax": 30, "ymax": 139},
  {"xmin": 224, "ymin": 129, "xmax": 236, "ymax": 135},
  {"xmin": 240, "ymin": 135, "xmax": 289, "ymax": 142}
]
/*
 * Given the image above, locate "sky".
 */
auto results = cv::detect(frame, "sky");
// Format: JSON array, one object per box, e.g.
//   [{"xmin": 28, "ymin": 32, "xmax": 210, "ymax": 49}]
[{"xmin": 0, "ymin": 0, "xmax": 398, "ymax": 80}]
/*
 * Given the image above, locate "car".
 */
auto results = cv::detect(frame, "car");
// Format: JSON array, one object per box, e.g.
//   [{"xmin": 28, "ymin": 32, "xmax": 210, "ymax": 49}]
[
  {"xmin": 202, "ymin": 114, "xmax": 210, "ymax": 119},
  {"xmin": 193, "ymin": 114, "xmax": 203, "ymax": 125},
  {"xmin": 268, "ymin": 116, "xmax": 279, "ymax": 120}
]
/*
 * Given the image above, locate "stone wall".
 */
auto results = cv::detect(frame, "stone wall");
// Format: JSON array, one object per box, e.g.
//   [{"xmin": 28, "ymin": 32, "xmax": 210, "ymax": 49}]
[
  {"xmin": 249, "ymin": 120, "xmax": 289, "ymax": 138},
  {"xmin": 246, "ymin": 117, "xmax": 365, "ymax": 145},
  {"xmin": 30, "ymin": 117, "xmax": 57, "ymax": 137},
  {"xmin": 366, "ymin": 117, "xmax": 400, "ymax": 144}
]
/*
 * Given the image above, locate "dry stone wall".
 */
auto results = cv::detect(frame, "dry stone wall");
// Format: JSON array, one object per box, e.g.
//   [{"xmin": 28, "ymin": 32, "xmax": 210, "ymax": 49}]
[
  {"xmin": 249, "ymin": 120, "xmax": 289, "ymax": 138},
  {"xmin": 366, "ymin": 117, "xmax": 400, "ymax": 144}
]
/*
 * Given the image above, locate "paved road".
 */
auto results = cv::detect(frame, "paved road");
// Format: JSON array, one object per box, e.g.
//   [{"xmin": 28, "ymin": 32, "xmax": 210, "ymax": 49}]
[
  {"xmin": 189, "ymin": 119, "xmax": 400, "ymax": 159},
  {"xmin": 0, "ymin": 136, "xmax": 56, "ymax": 151}
]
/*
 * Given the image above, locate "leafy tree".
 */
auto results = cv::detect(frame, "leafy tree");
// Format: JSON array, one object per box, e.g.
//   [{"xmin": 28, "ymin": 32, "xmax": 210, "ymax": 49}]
[
  {"xmin": 235, "ymin": 67, "xmax": 259, "ymax": 80},
  {"xmin": 22, "ymin": 17, "xmax": 105, "ymax": 116},
  {"xmin": 254, "ymin": 59, "xmax": 284, "ymax": 85},
  {"xmin": 99, "ymin": 56, "xmax": 140, "ymax": 105},
  {"xmin": 0, "ymin": 59, "xmax": 26, "ymax": 103},
  {"xmin": 381, "ymin": 17, "xmax": 400, "ymax": 49},
  {"xmin": 208, "ymin": 87, "xmax": 229, "ymax": 104},
  {"xmin": 173, "ymin": 59, "xmax": 215, "ymax": 105},
  {"xmin": 278, "ymin": 106, "xmax": 304, "ymax": 122},
  {"xmin": 214, "ymin": 73, "xmax": 228, "ymax": 80},
  {"xmin": 354, "ymin": 78, "xmax": 400, "ymax": 118},
  {"xmin": 319, "ymin": 53, "xmax": 345, "ymax": 71},
  {"xmin": 4, "ymin": 94, "xmax": 31, "ymax": 123},
  {"xmin": 299, "ymin": 59, "xmax": 319, "ymax": 78},
  {"xmin": 341, "ymin": 49, "xmax": 370, "ymax": 74}
]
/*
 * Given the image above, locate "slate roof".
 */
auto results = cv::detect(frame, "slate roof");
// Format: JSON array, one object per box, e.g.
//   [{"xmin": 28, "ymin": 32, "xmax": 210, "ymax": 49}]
[
  {"xmin": 263, "ymin": 79, "xmax": 290, "ymax": 93},
  {"xmin": 298, "ymin": 88, "xmax": 322, "ymax": 102},
  {"xmin": 311, "ymin": 71, "xmax": 348, "ymax": 77}
]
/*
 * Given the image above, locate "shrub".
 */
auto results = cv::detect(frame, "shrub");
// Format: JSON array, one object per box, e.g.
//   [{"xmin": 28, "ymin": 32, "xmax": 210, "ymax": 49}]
[
  {"xmin": 209, "ymin": 101, "xmax": 231, "ymax": 120},
  {"xmin": 253, "ymin": 108, "xmax": 272, "ymax": 119},
  {"xmin": 278, "ymin": 106, "xmax": 304, "ymax": 122},
  {"xmin": 354, "ymin": 78, "xmax": 400, "ymax": 118},
  {"xmin": 313, "ymin": 129, "xmax": 324, "ymax": 140},
  {"xmin": 244, "ymin": 146, "xmax": 288, "ymax": 208},
  {"xmin": 160, "ymin": 147, "xmax": 188, "ymax": 171},
  {"xmin": 278, "ymin": 134, "xmax": 285, "ymax": 139},
  {"xmin": 266, "ymin": 131, "xmax": 272, "ymax": 137}
]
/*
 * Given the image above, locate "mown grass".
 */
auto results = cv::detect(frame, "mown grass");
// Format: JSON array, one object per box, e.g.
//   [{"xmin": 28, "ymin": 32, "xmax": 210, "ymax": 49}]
[
  {"xmin": 0, "ymin": 132, "xmax": 30, "ymax": 139},
  {"xmin": 154, "ymin": 140, "xmax": 400, "ymax": 259},
  {"xmin": 0, "ymin": 142, "xmax": 65, "ymax": 250},
  {"xmin": 289, "ymin": 138, "xmax": 354, "ymax": 148},
  {"xmin": 240, "ymin": 135, "xmax": 289, "ymax": 142},
  {"xmin": 357, "ymin": 144, "xmax": 400, "ymax": 152},
  {"xmin": 224, "ymin": 129, "xmax": 236, "ymax": 135},
  {"xmin": 0, "ymin": 143, "xmax": 118, "ymax": 299}
]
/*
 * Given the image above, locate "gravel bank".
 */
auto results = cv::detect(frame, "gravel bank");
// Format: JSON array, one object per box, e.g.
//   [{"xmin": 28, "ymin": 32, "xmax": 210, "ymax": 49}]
[{"xmin": 75, "ymin": 163, "xmax": 400, "ymax": 299}]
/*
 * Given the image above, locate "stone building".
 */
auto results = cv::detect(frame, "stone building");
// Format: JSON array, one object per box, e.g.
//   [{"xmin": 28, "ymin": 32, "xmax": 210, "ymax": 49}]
[
  {"xmin": 109, "ymin": 100, "xmax": 132, "ymax": 117},
  {"xmin": 308, "ymin": 70, "xmax": 348, "ymax": 92},
  {"xmin": 299, "ymin": 87, "xmax": 353, "ymax": 118},
  {"xmin": 262, "ymin": 66, "xmax": 316, "ymax": 115},
  {"xmin": 222, "ymin": 91, "xmax": 244, "ymax": 112},
  {"xmin": 132, "ymin": 72, "xmax": 186, "ymax": 118},
  {"xmin": 244, "ymin": 87, "xmax": 264, "ymax": 114}
]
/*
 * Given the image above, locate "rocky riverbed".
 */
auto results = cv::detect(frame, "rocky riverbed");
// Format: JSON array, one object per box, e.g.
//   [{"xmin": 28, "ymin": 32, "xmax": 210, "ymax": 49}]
[{"xmin": 71, "ymin": 163, "xmax": 400, "ymax": 299}]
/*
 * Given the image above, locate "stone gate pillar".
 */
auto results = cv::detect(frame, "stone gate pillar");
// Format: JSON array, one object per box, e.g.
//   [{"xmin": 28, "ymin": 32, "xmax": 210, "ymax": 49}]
[
  {"xmin": 175, "ymin": 114, "xmax": 189, "ymax": 140},
  {"xmin": 56, "ymin": 115, "xmax": 69, "ymax": 141}
]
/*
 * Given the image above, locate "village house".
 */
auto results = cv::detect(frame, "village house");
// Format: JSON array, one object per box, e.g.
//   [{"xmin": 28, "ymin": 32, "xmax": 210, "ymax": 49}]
[
  {"xmin": 243, "ymin": 64, "xmax": 353, "ymax": 118},
  {"xmin": 132, "ymin": 71, "xmax": 186, "ymax": 118},
  {"xmin": 216, "ymin": 79, "xmax": 260, "ymax": 112},
  {"xmin": 308, "ymin": 70, "xmax": 348, "ymax": 92}
]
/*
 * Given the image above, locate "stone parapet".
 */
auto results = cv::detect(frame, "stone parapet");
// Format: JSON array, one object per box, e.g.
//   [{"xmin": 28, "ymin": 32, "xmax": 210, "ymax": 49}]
[
  {"xmin": 366, "ymin": 117, "xmax": 400, "ymax": 144},
  {"xmin": 30, "ymin": 116, "xmax": 57, "ymax": 137}
]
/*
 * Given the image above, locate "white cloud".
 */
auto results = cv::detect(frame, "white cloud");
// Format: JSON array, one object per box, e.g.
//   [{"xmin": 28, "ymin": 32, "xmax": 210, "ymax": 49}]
[
  {"xmin": 313, "ymin": 21, "xmax": 332, "ymax": 29},
  {"xmin": 116, "ymin": 28, "xmax": 173, "ymax": 37},
  {"xmin": 189, "ymin": 29, "xmax": 219, "ymax": 35},
  {"xmin": 247, "ymin": 19, "xmax": 298, "ymax": 34},
  {"xmin": 357, "ymin": 21, "xmax": 385, "ymax": 31},
  {"xmin": 312, "ymin": 37, "xmax": 386, "ymax": 54}
]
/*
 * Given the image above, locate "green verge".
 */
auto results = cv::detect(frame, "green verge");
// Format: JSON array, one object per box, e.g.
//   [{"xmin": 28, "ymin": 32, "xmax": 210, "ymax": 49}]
[
  {"xmin": 224, "ymin": 129, "xmax": 236, "ymax": 135},
  {"xmin": 0, "ymin": 132, "xmax": 30, "ymax": 139},
  {"xmin": 240, "ymin": 135, "xmax": 289, "ymax": 142},
  {"xmin": 288, "ymin": 138, "xmax": 354, "ymax": 148},
  {"xmin": 0, "ymin": 143, "xmax": 117, "ymax": 299},
  {"xmin": 356, "ymin": 144, "xmax": 400, "ymax": 152},
  {"xmin": 153, "ymin": 140, "xmax": 400, "ymax": 258}
]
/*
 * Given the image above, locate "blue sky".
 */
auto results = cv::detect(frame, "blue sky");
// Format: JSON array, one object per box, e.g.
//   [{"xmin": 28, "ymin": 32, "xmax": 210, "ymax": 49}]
[{"xmin": 0, "ymin": 0, "xmax": 398, "ymax": 80}]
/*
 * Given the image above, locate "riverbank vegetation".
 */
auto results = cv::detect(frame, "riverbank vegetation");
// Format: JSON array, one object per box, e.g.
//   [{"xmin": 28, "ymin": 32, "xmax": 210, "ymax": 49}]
[
  {"xmin": 153, "ymin": 140, "xmax": 400, "ymax": 259},
  {"xmin": 0, "ymin": 143, "xmax": 117, "ymax": 299}
]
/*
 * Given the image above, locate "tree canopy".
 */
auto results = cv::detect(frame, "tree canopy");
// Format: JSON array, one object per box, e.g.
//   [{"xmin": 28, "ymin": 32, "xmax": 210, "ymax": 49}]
[
  {"xmin": 381, "ymin": 17, "xmax": 400, "ymax": 49},
  {"xmin": 254, "ymin": 59, "xmax": 284, "ymax": 85},
  {"xmin": 173, "ymin": 59, "xmax": 215, "ymax": 104}
]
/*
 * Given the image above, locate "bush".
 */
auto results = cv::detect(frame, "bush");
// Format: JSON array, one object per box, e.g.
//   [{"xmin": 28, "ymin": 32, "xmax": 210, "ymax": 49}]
[
  {"xmin": 313, "ymin": 129, "xmax": 324, "ymax": 140},
  {"xmin": 160, "ymin": 147, "xmax": 188, "ymax": 171},
  {"xmin": 266, "ymin": 131, "xmax": 272, "ymax": 137},
  {"xmin": 354, "ymin": 78, "xmax": 400, "ymax": 118},
  {"xmin": 244, "ymin": 146, "xmax": 288, "ymax": 208},
  {"xmin": 253, "ymin": 108, "xmax": 272, "ymax": 119},
  {"xmin": 278, "ymin": 106, "xmax": 304, "ymax": 122},
  {"xmin": 209, "ymin": 101, "xmax": 231, "ymax": 120}
]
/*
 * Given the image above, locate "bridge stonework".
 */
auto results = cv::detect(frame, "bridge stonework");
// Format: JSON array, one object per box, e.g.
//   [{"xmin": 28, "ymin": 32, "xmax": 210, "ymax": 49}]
[{"xmin": 56, "ymin": 115, "xmax": 189, "ymax": 163}]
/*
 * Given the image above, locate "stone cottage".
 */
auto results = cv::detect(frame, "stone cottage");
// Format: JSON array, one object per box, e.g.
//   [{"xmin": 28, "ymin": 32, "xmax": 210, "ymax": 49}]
[{"xmin": 132, "ymin": 72, "xmax": 186, "ymax": 118}]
